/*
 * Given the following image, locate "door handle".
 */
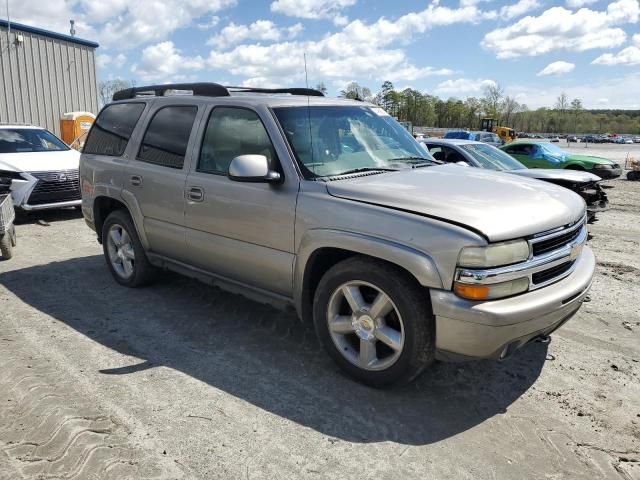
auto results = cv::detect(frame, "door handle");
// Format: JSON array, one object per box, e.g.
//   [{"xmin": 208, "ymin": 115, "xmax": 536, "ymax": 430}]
[
  {"xmin": 187, "ymin": 187, "xmax": 204, "ymax": 202},
  {"xmin": 130, "ymin": 175, "xmax": 143, "ymax": 186}
]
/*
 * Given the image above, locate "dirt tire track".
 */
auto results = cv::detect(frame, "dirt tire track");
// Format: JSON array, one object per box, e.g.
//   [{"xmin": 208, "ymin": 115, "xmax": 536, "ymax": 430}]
[{"xmin": 0, "ymin": 328, "xmax": 184, "ymax": 480}]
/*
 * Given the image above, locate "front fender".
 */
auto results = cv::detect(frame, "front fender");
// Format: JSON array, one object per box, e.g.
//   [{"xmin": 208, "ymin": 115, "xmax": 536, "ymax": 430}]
[{"xmin": 293, "ymin": 228, "xmax": 444, "ymax": 318}]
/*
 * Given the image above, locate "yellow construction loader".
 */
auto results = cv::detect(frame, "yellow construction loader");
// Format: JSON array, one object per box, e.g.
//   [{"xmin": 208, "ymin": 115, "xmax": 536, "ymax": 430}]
[{"xmin": 481, "ymin": 118, "xmax": 516, "ymax": 144}]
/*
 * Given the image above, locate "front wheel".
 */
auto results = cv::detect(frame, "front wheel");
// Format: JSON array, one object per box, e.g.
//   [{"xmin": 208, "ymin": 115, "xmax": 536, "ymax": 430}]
[{"xmin": 313, "ymin": 257, "xmax": 435, "ymax": 388}]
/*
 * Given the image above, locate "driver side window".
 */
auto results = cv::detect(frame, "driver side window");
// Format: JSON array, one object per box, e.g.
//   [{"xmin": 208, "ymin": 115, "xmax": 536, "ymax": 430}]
[{"xmin": 198, "ymin": 107, "xmax": 277, "ymax": 175}]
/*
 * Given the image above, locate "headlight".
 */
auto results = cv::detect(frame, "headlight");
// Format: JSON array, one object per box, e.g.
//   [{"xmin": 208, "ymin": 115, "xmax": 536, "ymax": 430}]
[
  {"xmin": 454, "ymin": 277, "xmax": 529, "ymax": 300},
  {"xmin": 458, "ymin": 239, "xmax": 530, "ymax": 268},
  {"xmin": 0, "ymin": 170, "xmax": 24, "ymax": 180},
  {"xmin": 593, "ymin": 164, "xmax": 612, "ymax": 169}
]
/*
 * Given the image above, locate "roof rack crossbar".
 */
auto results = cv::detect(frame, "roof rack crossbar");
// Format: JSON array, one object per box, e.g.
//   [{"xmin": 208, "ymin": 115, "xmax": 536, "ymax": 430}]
[
  {"xmin": 225, "ymin": 86, "xmax": 325, "ymax": 97},
  {"xmin": 112, "ymin": 82, "xmax": 230, "ymax": 101}
]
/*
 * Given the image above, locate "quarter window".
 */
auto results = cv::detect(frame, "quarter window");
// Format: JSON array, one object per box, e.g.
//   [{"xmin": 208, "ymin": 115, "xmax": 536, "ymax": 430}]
[
  {"xmin": 84, "ymin": 103, "xmax": 145, "ymax": 156},
  {"xmin": 198, "ymin": 108, "xmax": 276, "ymax": 174},
  {"xmin": 138, "ymin": 106, "xmax": 198, "ymax": 169}
]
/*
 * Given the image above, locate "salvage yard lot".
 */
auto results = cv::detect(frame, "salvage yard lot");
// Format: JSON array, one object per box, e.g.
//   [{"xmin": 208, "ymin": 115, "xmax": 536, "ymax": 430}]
[{"xmin": 1, "ymin": 165, "xmax": 639, "ymax": 479}]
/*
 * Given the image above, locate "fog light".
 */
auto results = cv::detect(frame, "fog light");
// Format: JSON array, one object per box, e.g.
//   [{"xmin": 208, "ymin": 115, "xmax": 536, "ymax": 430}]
[{"xmin": 454, "ymin": 277, "xmax": 529, "ymax": 300}]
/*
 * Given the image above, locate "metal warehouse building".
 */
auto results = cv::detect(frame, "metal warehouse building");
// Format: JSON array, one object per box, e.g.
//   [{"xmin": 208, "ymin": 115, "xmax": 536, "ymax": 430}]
[{"xmin": 0, "ymin": 19, "xmax": 98, "ymax": 137}]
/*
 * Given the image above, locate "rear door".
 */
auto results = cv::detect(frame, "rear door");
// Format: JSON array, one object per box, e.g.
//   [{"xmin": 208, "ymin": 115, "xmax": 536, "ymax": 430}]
[
  {"xmin": 123, "ymin": 103, "xmax": 200, "ymax": 260},
  {"xmin": 183, "ymin": 105, "xmax": 298, "ymax": 297}
]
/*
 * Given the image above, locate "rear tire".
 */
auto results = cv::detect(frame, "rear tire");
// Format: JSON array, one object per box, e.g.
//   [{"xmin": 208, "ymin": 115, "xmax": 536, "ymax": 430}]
[
  {"xmin": 102, "ymin": 210, "xmax": 156, "ymax": 287},
  {"xmin": 313, "ymin": 256, "xmax": 435, "ymax": 388},
  {"xmin": 0, "ymin": 231, "xmax": 13, "ymax": 260}
]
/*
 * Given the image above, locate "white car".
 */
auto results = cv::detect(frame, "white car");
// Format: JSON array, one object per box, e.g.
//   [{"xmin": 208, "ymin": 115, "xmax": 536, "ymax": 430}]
[{"xmin": 0, "ymin": 125, "xmax": 81, "ymax": 211}]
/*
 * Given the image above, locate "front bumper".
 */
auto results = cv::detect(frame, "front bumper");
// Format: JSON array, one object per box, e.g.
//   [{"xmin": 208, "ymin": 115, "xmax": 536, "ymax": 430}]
[
  {"xmin": 18, "ymin": 199, "xmax": 82, "ymax": 211},
  {"xmin": 589, "ymin": 167, "xmax": 621, "ymax": 179},
  {"xmin": 432, "ymin": 245, "xmax": 595, "ymax": 361}
]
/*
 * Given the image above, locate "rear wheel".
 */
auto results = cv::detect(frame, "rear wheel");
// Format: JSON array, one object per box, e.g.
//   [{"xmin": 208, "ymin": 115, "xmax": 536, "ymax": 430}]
[
  {"xmin": 313, "ymin": 257, "xmax": 435, "ymax": 387},
  {"xmin": 0, "ymin": 231, "xmax": 13, "ymax": 260},
  {"xmin": 102, "ymin": 210, "xmax": 156, "ymax": 287}
]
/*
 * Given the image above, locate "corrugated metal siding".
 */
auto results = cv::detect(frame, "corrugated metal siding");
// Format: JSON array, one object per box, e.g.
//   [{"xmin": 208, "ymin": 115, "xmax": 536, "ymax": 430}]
[{"xmin": 0, "ymin": 26, "xmax": 98, "ymax": 137}]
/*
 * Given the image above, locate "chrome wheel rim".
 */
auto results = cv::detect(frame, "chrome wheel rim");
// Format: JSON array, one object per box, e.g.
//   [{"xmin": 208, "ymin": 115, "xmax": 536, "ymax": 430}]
[
  {"xmin": 106, "ymin": 224, "xmax": 135, "ymax": 280},
  {"xmin": 327, "ymin": 281, "xmax": 405, "ymax": 371}
]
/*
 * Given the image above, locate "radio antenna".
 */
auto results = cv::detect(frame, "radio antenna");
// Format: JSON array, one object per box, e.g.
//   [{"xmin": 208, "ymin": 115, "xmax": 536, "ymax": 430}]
[{"xmin": 304, "ymin": 52, "xmax": 316, "ymax": 174}]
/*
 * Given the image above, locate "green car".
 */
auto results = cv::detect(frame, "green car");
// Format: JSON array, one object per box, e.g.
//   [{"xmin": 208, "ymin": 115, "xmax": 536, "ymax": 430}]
[{"xmin": 500, "ymin": 141, "xmax": 622, "ymax": 179}]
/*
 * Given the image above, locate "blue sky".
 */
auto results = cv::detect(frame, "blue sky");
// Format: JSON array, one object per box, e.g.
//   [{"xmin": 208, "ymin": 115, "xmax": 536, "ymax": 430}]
[{"xmin": 8, "ymin": 0, "xmax": 640, "ymax": 108}]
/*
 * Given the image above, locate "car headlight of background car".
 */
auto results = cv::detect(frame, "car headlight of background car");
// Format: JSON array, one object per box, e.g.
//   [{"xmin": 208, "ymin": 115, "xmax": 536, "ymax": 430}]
[
  {"xmin": 593, "ymin": 164, "xmax": 613, "ymax": 170},
  {"xmin": 0, "ymin": 170, "xmax": 24, "ymax": 180}
]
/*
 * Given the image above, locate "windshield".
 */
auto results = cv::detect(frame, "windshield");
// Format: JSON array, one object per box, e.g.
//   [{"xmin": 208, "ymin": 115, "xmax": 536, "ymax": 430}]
[
  {"xmin": 540, "ymin": 143, "xmax": 568, "ymax": 159},
  {"xmin": 461, "ymin": 143, "xmax": 526, "ymax": 171},
  {"xmin": 0, "ymin": 128, "xmax": 69, "ymax": 153},
  {"xmin": 273, "ymin": 106, "xmax": 434, "ymax": 178}
]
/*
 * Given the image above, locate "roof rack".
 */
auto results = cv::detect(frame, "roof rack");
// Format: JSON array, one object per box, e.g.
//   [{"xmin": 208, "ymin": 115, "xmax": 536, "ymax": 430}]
[
  {"xmin": 113, "ymin": 82, "xmax": 230, "ymax": 101},
  {"xmin": 225, "ymin": 86, "xmax": 324, "ymax": 97},
  {"xmin": 112, "ymin": 82, "xmax": 324, "ymax": 101}
]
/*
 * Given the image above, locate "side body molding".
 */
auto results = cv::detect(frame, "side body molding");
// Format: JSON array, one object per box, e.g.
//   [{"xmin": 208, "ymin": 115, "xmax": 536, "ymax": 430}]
[{"xmin": 293, "ymin": 229, "xmax": 443, "ymax": 318}]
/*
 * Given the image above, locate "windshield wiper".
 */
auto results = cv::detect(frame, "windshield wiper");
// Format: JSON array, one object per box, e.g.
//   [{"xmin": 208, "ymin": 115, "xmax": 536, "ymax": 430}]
[
  {"xmin": 389, "ymin": 157, "xmax": 441, "ymax": 168},
  {"xmin": 332, "ymin": 167, "xmax": 399, "ymax": 176}
]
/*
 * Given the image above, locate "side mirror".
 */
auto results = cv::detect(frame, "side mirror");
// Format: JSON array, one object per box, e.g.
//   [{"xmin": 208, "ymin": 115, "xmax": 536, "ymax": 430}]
[
  {"xmin": 228, "ymin": 155, "xmax": 281, "ymax": 183},
  {"xmin": 456, "ymin": 161, "xmax": 471, "ymax": 167}
]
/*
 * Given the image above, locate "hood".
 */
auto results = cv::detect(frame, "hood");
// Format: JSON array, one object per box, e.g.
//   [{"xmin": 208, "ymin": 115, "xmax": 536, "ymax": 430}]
[
  {"xmin": 325, "ymin": 164, "xmax": 586, "ymax": 242},
  {"xmin": 567, "ymin": 154, "xmax": 615, "ymax": 165},
  {"xmin": 0, "ymin": 149, "xmax": 80, "ymax": 173},
  {"xmin": 509, "ymin": 168, "xmax": 601, "ymax": 183}
]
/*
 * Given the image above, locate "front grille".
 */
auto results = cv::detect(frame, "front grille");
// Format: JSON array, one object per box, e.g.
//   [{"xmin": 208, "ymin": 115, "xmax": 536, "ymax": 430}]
[
  {"xmin": 532, "ymin": 223, "xmax": 583, "ymax": 257},
  {"xmin": 532, "ymin": 261, "xmax": 574, "ymax": 285},
  {"xmin": 27, "ymin": 169, "xmax": 80, "ymax": 205}
]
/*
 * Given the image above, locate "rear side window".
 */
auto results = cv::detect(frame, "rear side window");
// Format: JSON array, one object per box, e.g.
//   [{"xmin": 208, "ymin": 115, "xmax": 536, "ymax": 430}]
[
  {"xmin": 84, "ymin": 103, "xmax": 145, "ymax": 156},
  {"xmin": 137, "ymin": 106, "xmax": 198, "ymax": 169}
]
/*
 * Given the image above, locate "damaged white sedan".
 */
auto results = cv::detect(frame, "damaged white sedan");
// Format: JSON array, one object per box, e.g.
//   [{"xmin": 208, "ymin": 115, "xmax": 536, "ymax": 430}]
[{"xmin": 0, "ymin": 125, "xmax": 81, "ymax": 211}]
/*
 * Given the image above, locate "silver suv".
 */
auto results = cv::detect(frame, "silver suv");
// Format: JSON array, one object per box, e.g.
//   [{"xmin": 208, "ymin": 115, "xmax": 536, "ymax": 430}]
[{"xmin": 80, "ymin": 83, "xmax": 595, "ymax": 387}]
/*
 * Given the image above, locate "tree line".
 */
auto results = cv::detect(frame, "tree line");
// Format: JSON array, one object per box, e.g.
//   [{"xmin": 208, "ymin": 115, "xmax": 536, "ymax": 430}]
[{"xmin": 330, "ymin": 81, "xmax": 640, "ymax": 134}]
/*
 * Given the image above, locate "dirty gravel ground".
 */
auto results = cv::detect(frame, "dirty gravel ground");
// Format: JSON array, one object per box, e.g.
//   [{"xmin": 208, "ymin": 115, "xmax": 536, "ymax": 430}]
[{"xmin": 1, "ymin": 153, "xmax": 639, "ymax": 479}]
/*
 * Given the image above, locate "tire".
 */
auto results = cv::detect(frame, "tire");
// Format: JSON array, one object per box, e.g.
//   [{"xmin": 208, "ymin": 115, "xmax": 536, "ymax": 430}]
[
  {"xmin": 102, "ymin": 210, "xmax": 156, "ymax": 287},
  {"xmin": 627, "ymin": 171, "xmax": 640, "ymax": 181},
  {"xmin": 565, "ymin": 164, "xmax": 584, "ymax": 171},
  {"xmin": 0, "ymin": 232, "xmax": 13, "ymax": 260},
  {"xmin": 312, "ymin": 256, "xmax": 435, "ymax": 388}
]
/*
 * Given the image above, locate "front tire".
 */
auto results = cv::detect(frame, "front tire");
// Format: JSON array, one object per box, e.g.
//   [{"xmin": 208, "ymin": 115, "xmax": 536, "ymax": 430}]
[
  {"xmin": 102, "ymin": 210, "xmax": 156, "ymax": 287},
  {"xmin": 313, "ymin": 257, "xmax": 435, "ymax": 388}
]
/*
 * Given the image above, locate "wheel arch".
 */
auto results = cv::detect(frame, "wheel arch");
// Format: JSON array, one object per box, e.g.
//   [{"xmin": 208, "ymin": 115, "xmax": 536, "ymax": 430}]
[
  {"xmin": 93, "ymin": 191, "xmax": 148, "ymax": 249},
  {"xmin": 294, "ymin": 230, "xmax": 443, "ymax": 323}
]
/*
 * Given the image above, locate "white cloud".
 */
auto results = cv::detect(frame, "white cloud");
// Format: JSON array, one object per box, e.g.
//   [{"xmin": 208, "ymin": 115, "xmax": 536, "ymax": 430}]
[
  {"xmin": 482, "ymin": 0, "xmax": 640, "ymax": 58},
  {"xmin": 132, "ymin": 42, "xmax": 204, "ymax": 81},
  {"xmin": 500, "ymin": 0, "xmax": 541, "ymax": 20},
  {"xmin": 197, "ymin": 16, "xmax": 221, "ymax": 29},
  {"xmin": 270, "ymin": 0, "xmax": 357, "ymax": 22},
  {"xmin": 208, "ymin": 20, "xmax": 303, "ymax": 48},
  {"xmin": 434, "ymin": 78, "xmax": 498, "ymax": 96},
  {"xmin": 566, "ymin": 0, "xmax": 597, "ymax": 7},
  {"xmin": 96, "ymin": 53, "xmax": 127, "ymax": 69},
  {"xmin": 592, "ymin": 33, "xmax": 640, "ymax": 64},
  {"xmin": 537, "ymin": 60, "xmax": 575, "ymax": 75},
  {"xmin": 206, "ymin": 2, "xmax": 495, "ymax": 86},
  {"xmin": 507, "ymin": 72, "xmax": 640, "ymax": 108}
]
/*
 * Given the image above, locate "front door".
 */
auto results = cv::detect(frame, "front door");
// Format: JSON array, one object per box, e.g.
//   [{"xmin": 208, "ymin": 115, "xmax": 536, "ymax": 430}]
[{"xmin": 184, "ymin": 106, "xmax": 298, "ymax": 297}]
